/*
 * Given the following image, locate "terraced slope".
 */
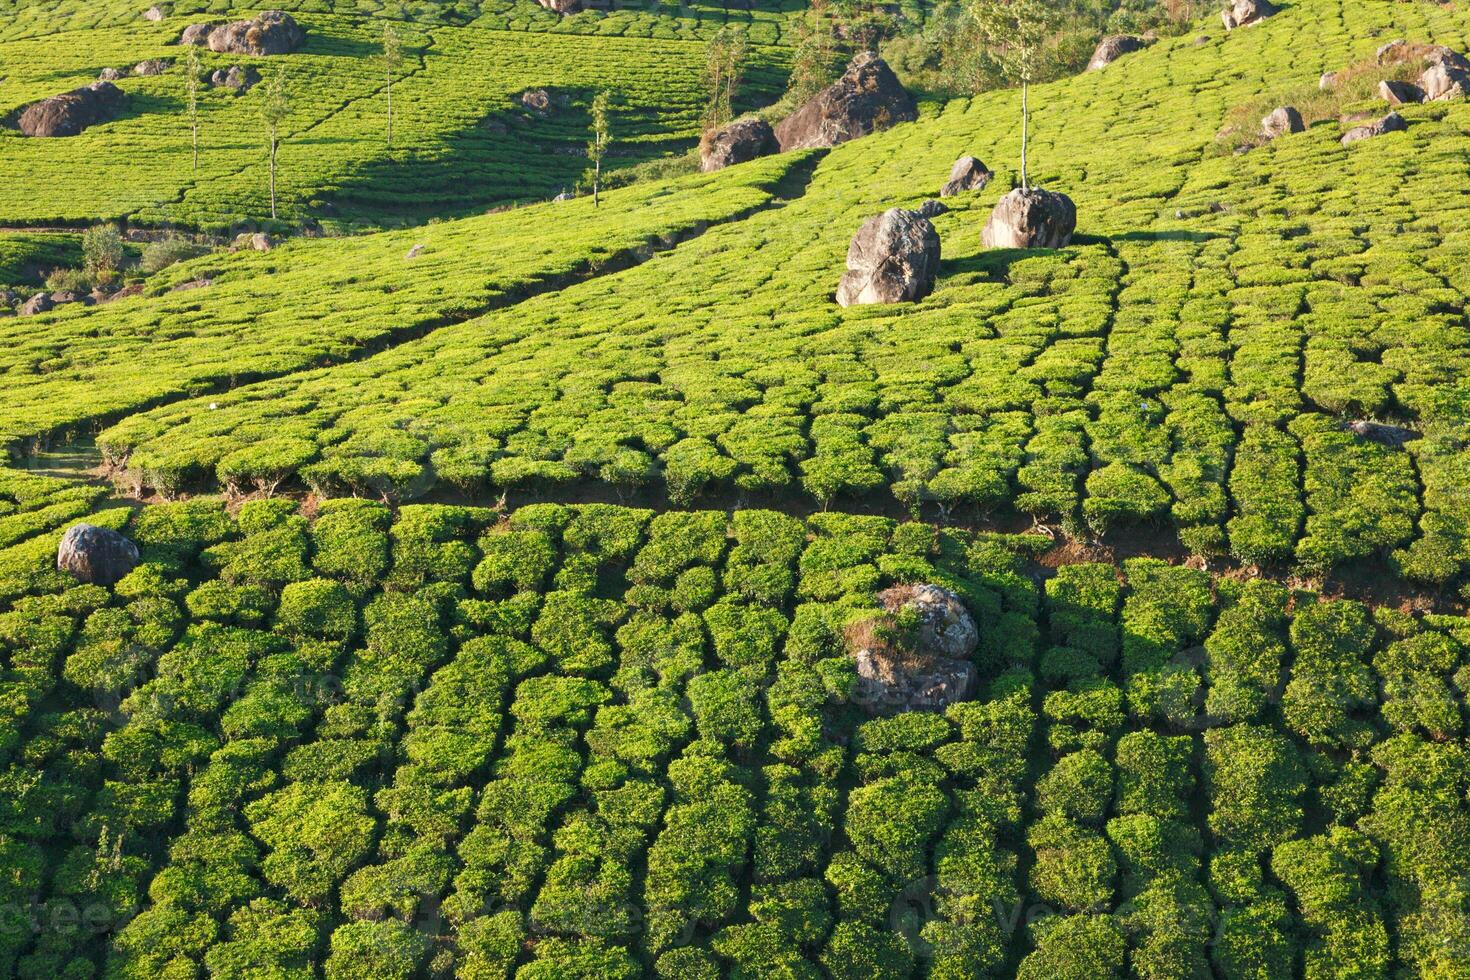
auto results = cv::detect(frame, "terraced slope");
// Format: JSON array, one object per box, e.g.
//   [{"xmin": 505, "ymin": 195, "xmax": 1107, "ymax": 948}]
[
  {"xmin": 0, "ymin": 1, "xmax": 788, "ymax": 228},
  {"xmin": 92, "ymin": 0, "xmax": 1470, "ymax": 593}
]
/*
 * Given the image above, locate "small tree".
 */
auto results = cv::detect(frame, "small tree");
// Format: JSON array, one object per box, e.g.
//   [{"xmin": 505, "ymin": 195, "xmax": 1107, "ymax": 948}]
[
  {"xmin": 82, "ymin": 224, "xmax": 126, "ymax": 286},
  {"xmin": 787, "ymin": 2, "xmax": 838, "ymax": 104},
  {"xmin": 184, "ymin": 42, "xmax": 202, "ymax": 172},
  {"xmin": 259, "ymin": 66, "xmax": 290, "ymax": 220},
  {"xmin": 587, "ymin": 90, "xmax": 611, "ymax": 208},
  {"xmin": 967, "ymin": 0, "xmax": 1065, "ymax": 190},
  {"xmin": 383, "ymin": 21, "xmax": 403, "ymax": 151},
  {"xmin": 703, "ymin": 27, "xmax": 748, "ymax": 131}
]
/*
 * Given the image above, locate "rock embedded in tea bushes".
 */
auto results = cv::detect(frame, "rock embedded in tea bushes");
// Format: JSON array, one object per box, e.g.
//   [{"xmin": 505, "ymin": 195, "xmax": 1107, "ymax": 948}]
[
  {"xmin": 847, "ymin": 583, "xmax": 980, "ymax": 714},
  {"xmin": 183, "ymin": 11, "xmax": 304, "ymax": 56},
  {"xmin": 19, "ymin": 293, "xmax": 54, "ymax": 316},
  {"xmin": 939, "ymin": 156, "xmax": 992, "ymax": 197},
  {"xmin": 57, "ymin": 523, "xmax": 140, "ymax": 585},
  {"xmin": 1420, "ymin": 61, "xmax": 1469, "ymax": 101},
  {"xmin": 1341, "ymin": 111, "xmax": 1407, "ymax": 145},
  {"xmin": 774, "ymin": 52, "xmax": 917, "ymax": 151},
  {"xmin": 916, "ymin": 199, "xmax": 948, "ymax": 218},
  {"xmin": 835, "ymin": 208, "xmax": 940, "ymax": 307},
  {"xmin": 1261, "ymin": 106, "xmax": 1304, "ymax": 139},
  {"xmin": 17, "ymin": 82, "xmax": 125, "ymax": 137},
  {"xmin": 699, "ymin": 117, "xmax": 776, "ymax": 173},
  {"xmin": 1222, "ymin": 0, "xmax": 1277, "ymax": 30},
  {"xmin": 1087, "ymin": 35, "xmax": 1149, "ymax": 71},
  {"xmin": 982, "ymin": 187, "xmax": 1077, "ymax": 249},
  {"xmin": 133, "ymin": 59, "xmax": 170, "ymax": 76}
]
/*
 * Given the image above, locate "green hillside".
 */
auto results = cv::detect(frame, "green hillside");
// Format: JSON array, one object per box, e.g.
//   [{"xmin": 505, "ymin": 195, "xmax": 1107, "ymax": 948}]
[{"xmin": 2, "ymin": 0, "xmax": 1470, "ymax": 977}]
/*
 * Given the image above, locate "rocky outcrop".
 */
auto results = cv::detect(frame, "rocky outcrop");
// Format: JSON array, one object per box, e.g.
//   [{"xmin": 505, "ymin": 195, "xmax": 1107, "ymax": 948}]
[
  {"xmin": 940, "ymin": 156, "xmax": 992, "ymax": 197},
  {"xmin": 210, "ymin": 65, "xmax": 260, "ymax": 93},
  {"xmin": 1261, "ymin": 105, "xmax": 1304, "ymax": 140},
  {"xmin": 182, "ymin": 11, "xmax": 303, "ymax": 55},
  {"xmin": 1222, "ymin": 0, "xmax": 1276, "ymax": 30},
  {"xmin": 835, "ymin": 208, "xmax": 940, "ymax": 308},
  {"xmin": 57, "ymin": 524, "xmax": 139, "ymax": 586},
  {"xmin": 1341, "ymin": 111, "xmax": 1406, "ymax": 146},
  {"xmin": 982, "ymin": 187, "xmax": 1077, "ymax": 250},
  {"xmin": 848, "ymin": 584, "xmax": 980, "ymax": 714},
  {"xmin": 1087, "ymin": 34, "xmax": 1149, "ymax": 71},
  {"xmin": 1421, "ymin": 61, "xmax": 1469, "ymax": 101},
  {"xmin": 1379, "ymin": 79, "xmax": 1424, "ymax": 105},
  {"xmin": 16, "ymin": 82, "xmax": 125, "ymax": 137},
  {"xmin": 699, "ymin": 117, "xmax": 776, "ymax": 172},
  {"xmin": 1377, "ymin": 39, "xmax": 1408, "ymax": 64},
  {"xmin": 774, "ymin": 52, "xmax": 917, "ymax": 151},
  {"xmin": 133, "ymin": 58, "xmax": 171, "ymax": 76}
]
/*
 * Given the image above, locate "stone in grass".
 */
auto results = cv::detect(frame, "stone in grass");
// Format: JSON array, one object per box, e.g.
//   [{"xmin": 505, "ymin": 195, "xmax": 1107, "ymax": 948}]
[
  {"xmin": 58, "ymin": 524, "xmax": 140, "ymax": 586},
  {"xmin": 982, "ymin": 187, "xmax": 1077, "ymax": 250},
  {"xmin": 847, "ymin": 584, "xmax": 979, "ymax": 715},
  {"xmin": 1320, "ymin": 71, "xmax": 1339, "ymax": 91},
  {"xmin": 1260, "ymin": 106, "xmax": 1304, "ymax": 140},
  {"xmin": 698, "ymin": 117, "xmax": 776, "ymax": 173},
  {"xmin": 1087, "ymin": 35, "xmax": 1149, "ymax": 72},
  {"xmin": 835, "ymin": 208, "xmax": 940, "ymax": 308},
  {"xmin": 19, "ymin": 293, "xmax": 53, "ymax": 316},
  {"xmin": 232, "ymin": 232, "xmax": 274, "ymax": 252},
  {"xmin": 1222, "ymin": 0, "xmax": 1276, "ymax": 30},
  {"xmin": 1379, "ymin": 79, "xmax": 1424, "ymax": 106},
  {"xmin": 99, "ymin": 67, "xmax": 126, "ymax": 81},
  {"xmin": 939, "ymin": 156, "xmax": 992, "ymax": 197},
  {"xmin": 143, "ymin": 5, "xmax": 167, "ymax": 21},
  {"xmin": 916, "ymin": 199, "xmax": 948, "ymax": 219},
  {"xmin": 1341, "ymin": 111, "xmax": 1407, "ymax": 146},
  {"xmin": 133, "ymin": 58, "xmax": 171, "ymax": 76}
]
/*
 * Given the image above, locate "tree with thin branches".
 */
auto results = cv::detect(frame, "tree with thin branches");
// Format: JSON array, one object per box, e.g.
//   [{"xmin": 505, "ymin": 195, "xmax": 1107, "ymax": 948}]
[
  {"xmin": 587, "ymin": 90, "xmax": 611, "ymax": 208},
  {"xmin": 259, "ymin": 66, "xmax": 290, "ymax": 220},
  {"xmin": 383, "ymin": 21, "xmax": 403, "ymax": 151},
  {"xmin": 967, "ymin": 0, "xmax": 1064, "ymax": 190},
  {"xmin": 703, "ymin": 27, "xmax": 748, "ymax": 131},
  {"xmin": 184, "ymin": 42, "xmax": 202, "ymax": 172}
]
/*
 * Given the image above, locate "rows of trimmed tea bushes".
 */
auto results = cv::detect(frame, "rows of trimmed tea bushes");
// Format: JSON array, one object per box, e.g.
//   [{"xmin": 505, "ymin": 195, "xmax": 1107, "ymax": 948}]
[
  {"xmin": 0, "ymin": 152, "xmax": 798, "ymax": 452},
  {"xmin": 0, "ymin": 233, "xmax": 82, "ymax": 289},
  {"xmin": 99, "ymin": 0, "xmax": 1470, "ymax": 588},
  {"xmin": 3, "ymin": 479, "xmax": 1470, "ymax": 974},
  {"xmin": 0, "ymin": 8, "xmax": 788, "ymax": 228}
]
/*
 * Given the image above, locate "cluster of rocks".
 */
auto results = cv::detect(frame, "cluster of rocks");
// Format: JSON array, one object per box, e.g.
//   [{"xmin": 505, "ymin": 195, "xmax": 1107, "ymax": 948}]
[
  {"xmin": 1221, "ymin": 0, "xmax": 1276, "ymax": 30},
  {"xmin": 1087, "ymin": 34, "xmax": 1151, "ymax": 72},
  {"xmin": 57, "ymin": 524, "xmax": 139, "ymax": 586},
  {"xmin": 698, "ymin": 51, "xmax": 916, "ymax": 172},
  {"xmin": 5, "ymin": 282, "xmax": 135, "ymax": 316},
  {"xmin": 210, "ymin": 65, "xmax": 261, "ymax": 94},
  {"xmin": 848, "ymin": 584, "xmax": 980, "ymax": 715},
  {"xmin": 1371, "ymin": 41, "xmax": 1470, "ymax": 104},
  {"xmin": 16, "ymin": 81, "xmax": 126, "ymax": 137},
  {"xmin": 98, "ymin": 59, "xmax": 171, "ymax": 81},
  {"xmin": 179, "ymin": 10, "xmax": 304, "ymax": 55}
]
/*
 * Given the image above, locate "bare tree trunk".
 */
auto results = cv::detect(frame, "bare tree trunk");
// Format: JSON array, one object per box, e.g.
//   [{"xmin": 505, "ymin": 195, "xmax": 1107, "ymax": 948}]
[
  {"xmin": 1021, "ymin": 80, "xmax": 1029, "ymax": 191},
  {"xmin": 192, "ymin": 119, "xmax": 198, "ymax": 173},
  {"xmin": 594, "ymin": 155, "xmax": 600, "ymax": 208},
  {"xmin": 269, "ymin": 126, "xmax": 278, "ymax": 220},
  {"xmin": 386, "ymin": 70, "xmax": 393, "ymax": 149}
]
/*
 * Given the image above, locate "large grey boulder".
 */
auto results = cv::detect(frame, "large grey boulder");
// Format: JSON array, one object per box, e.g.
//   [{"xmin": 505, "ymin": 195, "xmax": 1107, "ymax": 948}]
[
  {"xmin": 1379, "ymin": 79, "xmax": 1424, "ymax": 105},
  {"xmin": 16, "ymin": 82, "xmax": 125, "ymax": 137},
  {"xmin": 1087, "ymin": 34, "xmax": 1149, "ymax": 71},
  {"xmin": 1222, "ymin": 0, "xmax": 1276, "ymax": 29},
  {"xmin": 1341, "ymin": 111, "xmax": 1407, "ymax": 146},
  {"xmin": 1261, "ymin": 105, "xmax": 1304, "ymax": 140},
  {"xmin": 982, "ymin": 187, "xmax": 1077, "ymax": 249},
  {"xmin": 940, "ymin": 156, "xmax": 992, "ymax": 197},
  {"xmin": 1421, "ymin": 61, "xmax": 1470, "ymax": 101},
  {"xmin": 183, "ymin": 11, "xmax": 303, "ymax": 55},
  {"xmin": 57, "ymin": 524, "xmax": 140, "ymax": 586},
  {"xmin": 848, "ymin": 584, "xmax": 980, "ymax": 714},
  {"xmin": 774, "ymin": 52, "xmax": 917, "ymax": 151},
  {"xmin": 699, "ymin": 117, "xmax": 777, "ymax": 172},
  {"xmin": 835, "ymin": 208, "xmax": 940, "ymax": 308}
]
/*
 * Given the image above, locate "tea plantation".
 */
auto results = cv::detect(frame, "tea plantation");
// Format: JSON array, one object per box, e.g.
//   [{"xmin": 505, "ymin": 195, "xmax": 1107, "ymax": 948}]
[{"xmin": 3, "ymin": 0, "xmax": 1470, "ymax": 976}]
